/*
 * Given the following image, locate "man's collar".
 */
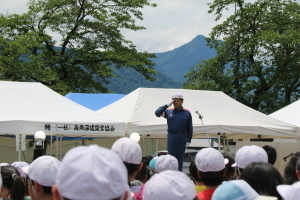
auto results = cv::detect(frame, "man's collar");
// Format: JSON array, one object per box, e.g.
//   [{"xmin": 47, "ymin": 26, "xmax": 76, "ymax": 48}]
[{"xmin": 175, "ymin": 106, "xmax": 183, "ymax": 110}]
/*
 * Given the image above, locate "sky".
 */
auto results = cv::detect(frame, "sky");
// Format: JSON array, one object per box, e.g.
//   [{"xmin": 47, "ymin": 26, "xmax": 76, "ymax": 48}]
[{"xmin": 1, "ymin": 0, "xmax": 299, "ymax": 53}]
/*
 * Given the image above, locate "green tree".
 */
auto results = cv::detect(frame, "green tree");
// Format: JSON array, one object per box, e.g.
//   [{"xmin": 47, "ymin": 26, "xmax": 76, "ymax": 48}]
[
  {"xmin": 184, "ymin": 0, "xmax": 300, "ymax": 114},
  {"xmin": 0, "ymin": 0, "xmax": 157, "ymax": 94}
]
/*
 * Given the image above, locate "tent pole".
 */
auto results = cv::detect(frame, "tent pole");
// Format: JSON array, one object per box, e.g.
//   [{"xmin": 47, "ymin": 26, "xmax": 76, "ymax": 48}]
[
  {"xmin": 147, "ymin": 137, "xmax": 149, "ymax": 156},
  {"xmin": 50, "ymin": 135, "xmax": 53, "ymax": 157},
  {"xmin": 142, "ymin": 138, "xmax": 144, "ymax": 156},
  {"xmin": 297, "ymin": 134, "xmax": 300, "ymax": 151},
  {"xmin": 55, "ymin": 135, "xmax": 58, "ymax": 159},
  {"xmin": 60, "ymin": 135, "xmax": 63, "ymax": 160},
  {"xmin": 218, "ymin": 135, "xmax": 221, "ymax": 151},
  {"xmin": 225, "ymin": 139, "xmax": 228, "ymax": 153},
  {"xmin": 156, "ymin": 139, "xmax": 158, "ymax": 154},
  {"xmin": 18, "ymin": 150, "xmax": 21, "ymax": 161}
]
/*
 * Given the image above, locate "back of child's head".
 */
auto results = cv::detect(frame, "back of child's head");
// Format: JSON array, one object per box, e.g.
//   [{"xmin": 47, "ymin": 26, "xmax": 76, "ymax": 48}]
[
  {"xmin": 111, "ymin": 137, "xmax": 142, "ymax": 164},
  {"xmin": 195, "ymin": 148, "xmax": 226, "ymax": 187},
  {"xmin": 284, "ymin": 152, "xmax": 300, "ymax": 184},
  {"xmin": 143, "ymin": 170, "xmax": 196, "ymax": 200},
  {"xmin": 142, "ymin": 155, "xmax": 153, "ymax": 166},
  {"xmin": 135, "ymin": 162, "xmax": 147, "ymax": 183},
  {"xmin": 155, "ymin": 155, "xmax": 178, "ymax": 172},
  {"xmin": 1, "ymin": 165, "xmax": 25, "ymax": 200},
  {"xmin": 262, "ymin": 145, "xmax": 277, "ymax": 165},
  {"xmin": 56, "ymin": 145, "xmax": 129, "ymax": 200},
  {"xmin": 111, "ymin": 137, "xmax": 142, "ymax": 177},
  {"xmin": 146, "ymin": 166, "xmax": 155, "ymax": 182},
  {"xmin": 240, "ymin": 162, "xmax": 283, "ymax": 200},
  {"xmin": 222, "ymin": 153, "xmax": 235, "ymax": 181}
]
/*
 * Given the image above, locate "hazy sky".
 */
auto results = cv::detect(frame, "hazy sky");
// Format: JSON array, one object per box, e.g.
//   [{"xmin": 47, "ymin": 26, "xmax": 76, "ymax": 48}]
[{"xmin": 1, "ymin": 0, "xmax": 299, "ymax": 53}]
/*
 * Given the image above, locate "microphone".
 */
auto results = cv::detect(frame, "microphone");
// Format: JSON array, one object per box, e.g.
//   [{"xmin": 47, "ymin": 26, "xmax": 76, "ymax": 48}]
[
  {"xmin": 283, "ymin": 153, "xmax": 294, "ymax": 161},
  {"xmin": 195, "ymin": 111, "xmax": 203, "ymax": 119}
]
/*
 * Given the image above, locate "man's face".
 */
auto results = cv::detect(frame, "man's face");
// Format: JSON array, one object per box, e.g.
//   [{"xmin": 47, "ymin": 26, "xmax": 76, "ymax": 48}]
[{"xmin": 172, "ymin": 98, "xmax": 183, "ymax": 109}]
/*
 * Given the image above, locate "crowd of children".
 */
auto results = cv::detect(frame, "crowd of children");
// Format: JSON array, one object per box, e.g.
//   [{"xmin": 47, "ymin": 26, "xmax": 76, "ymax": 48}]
[{"xmin": 0, "ymin": 141, "xmax": 300, "ymax": 200}]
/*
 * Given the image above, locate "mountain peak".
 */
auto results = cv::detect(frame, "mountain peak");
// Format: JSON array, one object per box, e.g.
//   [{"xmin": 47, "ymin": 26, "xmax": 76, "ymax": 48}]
[{"xmin": 152, "ymin": 35, "xmax": 217, "ymax": 82}]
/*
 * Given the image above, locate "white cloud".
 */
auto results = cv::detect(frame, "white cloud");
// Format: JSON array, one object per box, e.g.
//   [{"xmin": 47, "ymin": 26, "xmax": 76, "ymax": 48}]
[
  {"xmin": 1, "ymin": 0, "xmax": 222, "ymax": 53},
  {"xmin": 0, "ymin": 0, "xmax": 28, "ymax": 14},
  {"xmin": 121, "ymin": 0, "xmax": 233, "ymax": 53},
  {"xmin": 1, "ymin": 0, "xmax": 299, "ymax": 53}
]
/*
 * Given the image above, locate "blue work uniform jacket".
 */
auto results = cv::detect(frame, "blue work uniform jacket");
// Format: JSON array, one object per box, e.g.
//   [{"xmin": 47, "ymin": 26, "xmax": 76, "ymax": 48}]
[{"xmin": 155, "ymin": 104, "xmax": 193, "ymax": 143}]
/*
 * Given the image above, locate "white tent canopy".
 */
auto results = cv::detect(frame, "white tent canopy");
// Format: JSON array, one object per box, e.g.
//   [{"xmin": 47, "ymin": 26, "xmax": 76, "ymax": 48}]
[
  {"xmin": 97, "ymin": 88, "xmax": 299, "ymax": 139},
  {"xmin": 0, "ymin": 81, "xmax": 125, "ymax": 137},
  {"xmin": 270, "ymin": 100, "xmax": 300, "ymax": 127}
]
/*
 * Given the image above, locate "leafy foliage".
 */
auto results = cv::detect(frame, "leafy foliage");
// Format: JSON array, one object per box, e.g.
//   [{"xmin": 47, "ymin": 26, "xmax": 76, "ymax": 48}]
[
  {"xmin": 0, "ymin": 0, "xmax": 157, "ymax": 95},
  {"xmin": 184, "ymin": 0, "xmax": 300, "ymax": 114}
]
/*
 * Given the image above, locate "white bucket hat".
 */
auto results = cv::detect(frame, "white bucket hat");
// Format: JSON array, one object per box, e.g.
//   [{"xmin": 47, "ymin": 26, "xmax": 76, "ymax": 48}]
[
  {"xmin": 56, "ymin": 145, "xmax": 128, "ymax": 200},
  {"xmin": 155, "ymin": 155, "xmax": 178, "ymax": 172},
  {"xmin": 232, "ymin": 145, "xmax": 268, "ymax": 169},
  {"xmin": 22, "ymin": 156, "xmax": 60, "ymax": 187},
  {"xmin": 195, "ymin": 148, "xmax": 226, "ymax": 172},
  {"xmin": 111, "ymin": 137, "xmax": 142, "ymax": 164},
  {"xmin": 143, "ymin": 170, "xmax": 196, "ymax": 200}
]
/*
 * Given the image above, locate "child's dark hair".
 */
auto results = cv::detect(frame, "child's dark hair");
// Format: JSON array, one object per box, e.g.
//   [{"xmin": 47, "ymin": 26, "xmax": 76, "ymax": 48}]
[
  {"xmin": 189, "ymin": 161, "xmax": 202, "ymax": 182},
  {"xmin": 199, "ymin": 170, "xmax": 225, "ymax": 187},
  {"xmin": 262, "ymin": 145, "xmax": 277, "ymax": 165},
  {"xmin": 222, "ymin": 153, "xmax": 235, "ymax": 181},
  {"xmin": 240, "ymin": 162, "xmax": 283, "ymax": 200},
  {"xmin": 123, "ymin": 162, "xmax": 140, "ymax": 176},
  {"xmin": 146, "ymin": 166, "xmax": 155, "ymax": 181},
  {"xmin": 1, "ymin": 165, "xmax": 25, "ymax": 200},
  {"xmin": 284, "ymin": 152, "xmax": 300, "ymax": 184},
  {"xmin": 142, "ymin": 155, "xmax": 153, "ymax": 166},
  {"xmin": 135, "ymin": 162, "xmax": 147, "ymax": 183}
]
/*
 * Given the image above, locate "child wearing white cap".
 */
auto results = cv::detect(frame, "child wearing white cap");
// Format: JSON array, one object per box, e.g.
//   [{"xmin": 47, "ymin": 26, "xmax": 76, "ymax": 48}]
[
  {"xmin": 111, "ymin": 137, "xmax": 144, "ymax": 200},
  {"xmin": 195, "ymin": 148, "xmax": 227, "ymax": 200},
  {"xmin": 21, "ymin": 155, "xmax": 61, "ymax": 200},
  {"xmin": 143, "ymin": 170, "xmax": 197, "ymax": 200},
  {"xmin": 52, "ymin": 144, "xmax": 131, "ymax": 200},
  {"xmin": 11, "ymin": 161, "xmax": 29, "ymax": 179},
  {"xmin": 0, "ymin": 165, "xmax": 25, "ymax": 200},
  {"xmin": 232, "ymin": 145, "xmax": 268, "ymax": 178}
]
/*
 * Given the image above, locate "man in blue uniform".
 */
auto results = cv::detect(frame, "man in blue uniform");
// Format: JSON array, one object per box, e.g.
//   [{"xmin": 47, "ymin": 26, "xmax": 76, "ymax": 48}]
[{"xmin": 155, "ymin": 92, "xmax": 193, "ymax": 171}]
